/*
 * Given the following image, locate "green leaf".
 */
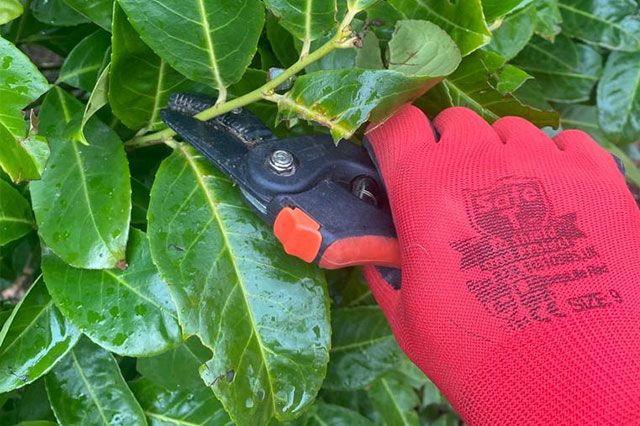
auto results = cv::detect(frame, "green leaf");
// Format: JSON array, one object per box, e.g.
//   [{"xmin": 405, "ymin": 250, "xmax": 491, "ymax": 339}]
[
  {"xmin": 535, "ymin": 0, "xmax": 563, "ymax": 41},
  {"xmin": 130, "ymin": 378, "xmax": 233, "ymax": 426},
  {"xmin": 329, "ymin": 268, "xmax": 375, "ymax": 308},
  {"xmin": 367, "ymin": 372, "xmax": 420, "ymax": 426},
  {"xmin": 109, "ymin": 4, "xmax": 194, "ymax": 132},
  {"xmin": 304, "ymin": 32, "xmax": 358, "ymax": 73},
  {"xmin": 72, "ymin": 62, "xmax": 110, "ymax": 144},
  {"xmin": 558, "ymin": 0, "xmax": 640, "ymax": 52},
  {"xmin": 597, "ymin": 51, "xmax": 640, "ymax": 145},
  {"xmin": 482, "ymin": 0, "xmax": 531, "ymax": 22},
  {"xmin": 432, "ymin": 413, "xmax": 460, "ymax": 426},
  {"xmin": 394, "ymin": 354, "xmax": 431, "ymax": 390},
  {"xmin": 488, "ymin": 4, "xmax": 537, "ymax": 60},
  {"xmin": 147, "ymin": 145, "xmax": 331, "ymax": 424},
  {"xmin": 0, "ymin": 380, "xmax": 56, "ymax": 424},
  {"xmin": 356, "ymin": 31, "xmax": 383, "ymax": 69},
  {"xmin": 266, "ymin": 15, "xmax": 299, "ymax": 68},
  {"xmin": 296, "ymin": 402, "xmax": 374, "ymax": 426},
  {"xmin": 0, "ymin": 179, "xmax": 34, "ymax": 246},
  {"xmin": 276, "ymin": 20, "xmax": 461, "ymax": 141},
  {"xmin": 495, "ymin": 64, "xmax": 532, "ymax": 95},
  {"xmin": 42, "ymin": 229, "xmax": 181, "ymax": 357},
  {"xmin": 0, "ymin": 279, "xmax": 80, "ymax": 393},
  {"xmin": 57, "ymin": 30, "xmax": 111, "ymax": 92},
  {"xmin": 365, "ymin": 1, "xmax": 403, "ymax": 41},
  {"xmin": 0, "ymin": 36, "xmax": 50, "ymax": 182},
  {"xmin": 347, "ymin": 0, "xmax": 381, "ymax": 12},
  {"xmin": 45, "ymin": 337, "xmax": 146, "ymax": 426},
  {"xmin": 417, "ymin": 50, "xmax": 559, "ymax": 128},
  {"xmin": 136, "ymin": 337, "xmax": 212, "ymax": 391},
  {"xmin": 63, "ymin": 0, "xmax": 113, "ymax": 31},
  {"xmin": 387, "ymin": 20, "xmax": 460, "ymax": 77},
  {"xmin": 263, "ymin": 0, "xmax": 336, "ymax": 44},
  {"xmin": 0, "ymin": 0, "xmax": 22, "ymax": 25},
  {"xmin": 118, "ymin": 0, "xmax": 264, "ymax": 96},
  {"xmin": 38, "ymin": 87, "xmax": 79, "ymax": 137},
  {"xmin": 30, "ymin": 0, "xmax": 89, "ymax": 26},
  {"xmin": 127, "ymin": 145, "xmax": 169, "ymax": 226},
  {"xmin": 512, "ymin": 35, "xmax": 603, "ymax": 103},
  {"xmin": 324, "ymin": 306, "xmax": 402, "ymax": 391},
  {"xmin": 559, "ymin": 104, "xmax": 640, "ymax": 187},
  {"xmin": 389, "ymin": 0, "xmax": 491, "ymax": 55},
  {"xmin": 31, "ymin": 90, "xmax": 131, "ymax": 269}
]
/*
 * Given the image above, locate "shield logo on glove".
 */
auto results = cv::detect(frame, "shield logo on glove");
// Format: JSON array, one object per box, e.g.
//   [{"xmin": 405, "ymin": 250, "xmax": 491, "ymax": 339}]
[{"xmin": 465, "ymin": 177, "xmax": 552, "ymax": 240}]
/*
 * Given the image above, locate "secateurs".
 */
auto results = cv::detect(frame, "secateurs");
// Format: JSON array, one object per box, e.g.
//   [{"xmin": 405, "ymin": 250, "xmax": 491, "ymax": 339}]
[{"xmin": 161, "ymin": 93, "xmax": 400, "ymax": 269}]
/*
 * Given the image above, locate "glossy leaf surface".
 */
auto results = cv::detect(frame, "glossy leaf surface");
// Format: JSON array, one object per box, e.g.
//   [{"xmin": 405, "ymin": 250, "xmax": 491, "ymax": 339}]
[
  {"xmin": 57, "ymin": 30, "xmax": 110, "ymax": 92},
  {"xmin": 488, "ymin": 4, "xmax": 536, "ymax": 60},
  {"xmin": 0, "ymin": 179, "xmax": 34, "ymax": 246},
  {"xmin": 297, "ymin": 402, "xmax": 373, "ymax": 426},
  {"xmin": 0, "ymin": 279, "xmax": 80, "ymax": 393},
  {"xmin": 42, "ymin": 229, "xmax": 181, "ymax": 357},
  {"xmin": 131, "ymin": 378, "xmax": 232, "ymax": 426},
  {"xmin": 72, "ymin": 63, "xmax": 110, "ymax": 144},
  {"xmin": 481, "ymin": 0, "xmax": 530, "ymax": 22},
  {"xmin": 31, "ymin": 90, "xmax": 131, "ymax": 269},
  {"xmin": 558, "ymin": 0, "xmax": 640, "ymax": 51},
  {"xmin": 597, "ymin": 51, "xmax": 640, "ymax": 144},
  {"xmin": 496, "ymin": 64, "xmax": 532, "ymax": 95},
  {"xmin": 45, "ymin": 337, "xmax": 146, "ymax": 426},
  {"xmin": 30, "ymin": 0, "xmax": 88, "ymax": 26},
  {"xmin": 0, "ymin": 36, "xmax": 50, "ymax": 182},
  {"xmin": 63, "ymin": 0, "xmax": 113, "ymax": 31},
  {"xmin": 147, "ymin": 145, "xmax": 330, "ymax": 424},
  {"xmin": 513, "ymin": 35, "xmax": 603, "ymax": 103},
  {"xmin": 263, "ymin": 0, "xmax": 336, "ymax": 43},
  {"xmin": 418, "ymin": 50, "xmax": 559, "ymax": 128},
  {"xmin": 388, "ymin": 0, "xmax": 490, "ymax": 55},
  {"xmin": 347, "ymin": 0, "xmax": 381, "ymax": 12},
  {"xmin": 38, "ymin": 87, "xmax": 79, "ymax": 136},
  {"xmin": 535, "ymin": 0, "xmax": 563, "ymax": 41},
  {"xmin": 367, "ymin": 372, "xmax": 420, "ymax": 426},
  {"xmin": 277, "ymin": 20, "xmax": 460, "ymax": 140},
  {"xmin": 109, "ymin": 5, "xmax": 194, "ymax": 131},
  {"xmin": 118, "ymin": 0, "xmax": 264, "ymax": 92},
  {"xmin": 136, "ymin": 337, "xmax": 211, "ymax": 390},
  {"xmin": 324, "ymin": 306, "xmax": 402, "ymax": 390},
  {"xmin": 0, "ymin": 0, "xmax": 22, "ymax": 25}
]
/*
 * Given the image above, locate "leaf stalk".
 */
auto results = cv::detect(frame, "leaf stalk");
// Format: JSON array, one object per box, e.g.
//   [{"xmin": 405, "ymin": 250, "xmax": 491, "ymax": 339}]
[{"xmin": 124, "ymin": 9, "xmax": 359, "ymax": 150}]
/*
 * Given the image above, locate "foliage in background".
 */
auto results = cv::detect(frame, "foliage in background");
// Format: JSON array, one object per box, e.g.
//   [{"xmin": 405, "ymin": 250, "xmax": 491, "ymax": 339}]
[{"xmin": 1, "ymin": 0, "xmax": 639, "ymax": 425}]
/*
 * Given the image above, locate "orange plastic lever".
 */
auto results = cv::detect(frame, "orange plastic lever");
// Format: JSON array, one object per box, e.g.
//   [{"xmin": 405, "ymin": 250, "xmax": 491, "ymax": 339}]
[
  {"xmin": 273, "ymin": 207, "xmax": 322, "ymax": 263},
  {"xmin": 273, "ymin": 207, "xmax": 401, "ymax": 269}
]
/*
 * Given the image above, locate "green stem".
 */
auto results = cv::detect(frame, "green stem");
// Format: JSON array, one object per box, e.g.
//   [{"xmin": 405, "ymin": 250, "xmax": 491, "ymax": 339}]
[{"xmin": 125, "ymin": 9, "xmax": 359, "ymax": 150}]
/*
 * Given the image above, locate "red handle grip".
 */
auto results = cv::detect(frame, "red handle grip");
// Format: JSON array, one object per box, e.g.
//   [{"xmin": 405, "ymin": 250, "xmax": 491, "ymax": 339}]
[
  {"xmin": 319, "ymin": 236, "xmax": 400, "ymax": 269},
  {"xmin": 273, "ymin": 207, "xmax": 400, "ymax": 269}
]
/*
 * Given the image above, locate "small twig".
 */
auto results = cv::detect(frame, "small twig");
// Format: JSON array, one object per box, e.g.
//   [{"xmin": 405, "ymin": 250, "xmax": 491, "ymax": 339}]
[{"xmin": 124, "ymin": 7, "xmax": 360, "ymax": 150}]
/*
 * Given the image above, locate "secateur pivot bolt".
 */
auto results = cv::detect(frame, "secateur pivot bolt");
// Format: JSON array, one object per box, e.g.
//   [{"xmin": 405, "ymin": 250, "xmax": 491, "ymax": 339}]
[{"xmin": 269, "ymin": 150, "xmax": 296, "ymax": 176}]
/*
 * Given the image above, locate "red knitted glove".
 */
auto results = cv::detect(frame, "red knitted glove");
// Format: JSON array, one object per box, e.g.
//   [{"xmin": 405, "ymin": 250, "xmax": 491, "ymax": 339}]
[{"xmin": 363, "ymin": 106, "xmax": 640, "ymax": 425}]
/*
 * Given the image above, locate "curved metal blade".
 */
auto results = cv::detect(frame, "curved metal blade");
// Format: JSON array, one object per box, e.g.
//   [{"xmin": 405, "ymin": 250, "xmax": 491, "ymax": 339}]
[{"xmin": 161, "ymin": 93, "xmax": 276, "ymax": 187}]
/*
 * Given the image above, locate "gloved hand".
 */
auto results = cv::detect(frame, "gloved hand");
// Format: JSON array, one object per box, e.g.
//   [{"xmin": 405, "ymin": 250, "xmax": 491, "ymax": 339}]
[{"xmin": 363, "ymin": 106, "xmax": 640, "ymax": 425}]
